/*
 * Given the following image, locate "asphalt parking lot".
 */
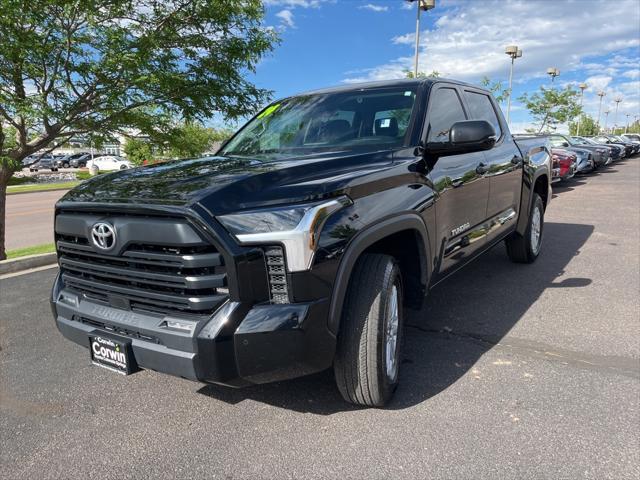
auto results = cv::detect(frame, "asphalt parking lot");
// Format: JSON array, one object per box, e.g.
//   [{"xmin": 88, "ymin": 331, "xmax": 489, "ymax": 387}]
[{"xmin": 1, "ymin": 159, "xmax": 639, "ymax": 479}]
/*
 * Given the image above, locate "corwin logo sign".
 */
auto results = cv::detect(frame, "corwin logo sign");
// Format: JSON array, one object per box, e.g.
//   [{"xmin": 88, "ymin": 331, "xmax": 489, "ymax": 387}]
[{"xmin": 91, "ymin": 336, "xmax": 127, "ymax": 369}]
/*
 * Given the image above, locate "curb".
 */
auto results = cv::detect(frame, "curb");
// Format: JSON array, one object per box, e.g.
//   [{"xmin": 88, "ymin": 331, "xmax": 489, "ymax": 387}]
[{"xmin": 0, "ymin": 252, "xmax": 58, "ymax": 275}]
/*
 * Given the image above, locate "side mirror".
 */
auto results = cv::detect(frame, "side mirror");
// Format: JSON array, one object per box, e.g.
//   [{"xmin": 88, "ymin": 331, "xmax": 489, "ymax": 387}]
[
  {"xmin": 426, "ymin": 120, "xmax": 497, "ymax": 157},
  {"xmin": 562, "ymin": 142, "xmax": 569, "ymax": 147}
]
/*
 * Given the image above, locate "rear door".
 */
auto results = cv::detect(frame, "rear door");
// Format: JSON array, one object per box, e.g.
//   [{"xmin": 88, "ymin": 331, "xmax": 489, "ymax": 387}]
[
  {"xmin": 462, "ymin": 88, "xmax": 522, "ymax": 243},
  {"xmin": 426, "ymin": 84, "xmax": 491, "ymax": 280}
]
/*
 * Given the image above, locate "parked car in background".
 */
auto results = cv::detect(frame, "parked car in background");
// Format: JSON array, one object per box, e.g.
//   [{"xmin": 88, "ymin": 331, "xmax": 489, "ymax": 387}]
[
  {"xmin": 86, "ymin": 155, "xmax": 132, "ymax": 171},
  {"xmin": 571, "ymin": 136, "xmax": 619, "ymax": 164},
  {"xmin": 591, "ymin": 135, "xmax": 632, "ymax": 158},
  {"xmin": 69, "ymin": 153, "xmax": 92, "ymax": 168},
  {"xmin": 22, "ymin": 154, "xmax": 40, "ymax": 167},
  {"xmin": 622, "ymin": 133, "xmax": 640, "ymax": 144},
  {"xmin": 611, "ymin": 135, "xmax": 640, "ymax": 155},
  {"xmin": 546, "ymin": 134, "xmax": 597, "ymax": 172},
  {"xmin": 54, "ymin": 151, "xmax": 91, "ymax": 168},
  {"xmin": 29, "ymin": 154, "xmax": 59, "ymax": 172},
  {"xmin": 550, "ymin": 148, "xmax": 576, "ymax": 183}
]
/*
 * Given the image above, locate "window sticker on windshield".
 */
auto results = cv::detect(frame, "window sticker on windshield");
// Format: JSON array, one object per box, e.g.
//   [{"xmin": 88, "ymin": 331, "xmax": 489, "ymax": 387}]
[
  {"xmin": 380, "ymin": 118, "xmax": 391, "ymax": 128},
  {"xmin": 257, "ymin": 103, "xmax": 281, "ymax": 119},
  {"xmin": 404, "ymin": 91, "xmax": 412, "ymax": 96}
]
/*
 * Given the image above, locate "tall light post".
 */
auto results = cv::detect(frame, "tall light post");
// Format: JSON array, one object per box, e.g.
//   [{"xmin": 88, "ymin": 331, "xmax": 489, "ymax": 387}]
[
  {"xmin": 576, "ymin": 82, "xmax": 587, "ymax": 136},
  {"xmin": 625, "ymin": 113, "xmax": 631, "ymax": 134},
  {"xmin": 613, "ymin": 97, "xmax": 622, "ymax": 133},
  {"xmin": 409, "ymin": 0, "xmax": 436, "ymax": 78},
  {"xmin": 546, "ymin": 67, "xmax": 560, "ymax": 85},
  {"xmin": 596, "ymin": 91, "xmax": 606, "ymax": 130},
  {"xmin": 603, "ymin": 110, "xmax": 610, "ymax": 133},
  {"xmin": 504, "ymin": 45, "xmax": 522, "ymax": 125}
]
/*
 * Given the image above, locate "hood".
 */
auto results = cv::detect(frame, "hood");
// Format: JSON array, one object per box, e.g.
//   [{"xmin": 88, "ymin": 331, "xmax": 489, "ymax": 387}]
[{"xmin": 60, "ymin": 150, "xmax": 397, "ymax": 215}]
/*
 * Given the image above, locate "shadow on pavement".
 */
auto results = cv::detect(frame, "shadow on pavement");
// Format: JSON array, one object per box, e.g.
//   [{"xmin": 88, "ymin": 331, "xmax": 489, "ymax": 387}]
[{"xmin": 198, "ymin": 222, "xmax": 594, "ymax": 413}]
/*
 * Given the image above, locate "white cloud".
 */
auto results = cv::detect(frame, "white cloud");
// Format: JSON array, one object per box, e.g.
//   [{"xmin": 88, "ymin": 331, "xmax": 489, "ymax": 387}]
[
  {"xmin": 392, "ymin": 33, "xmax": 415, "ymax": 45},
  {"xmin": 359, "ymin": 4, "xmax": 389, "ymax": 12},
  {"xmin": 343, "ymin": 0, "xmax": 640, "ymax": 85},
  {"xmin": 275, "ymin": 9, "xmax": 295, "ymax": 28},
  {"xmin": 401, "ymin": 2, "xmax": 415, "ymax": 10}
]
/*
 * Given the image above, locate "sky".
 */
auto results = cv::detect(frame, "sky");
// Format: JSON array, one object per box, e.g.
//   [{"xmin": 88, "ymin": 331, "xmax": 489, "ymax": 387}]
[{"xmin": 246, "ymin": 0, "xmax": 640, "ymax": 133}]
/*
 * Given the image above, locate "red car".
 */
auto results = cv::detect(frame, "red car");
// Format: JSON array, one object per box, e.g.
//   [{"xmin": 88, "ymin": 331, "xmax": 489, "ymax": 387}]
[{"xmin": 551, "ymin": 148, "xmax": 576, "ymax": 183}]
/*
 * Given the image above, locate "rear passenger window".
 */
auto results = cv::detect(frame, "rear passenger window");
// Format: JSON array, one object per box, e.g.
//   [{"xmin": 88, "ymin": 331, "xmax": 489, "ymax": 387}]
[
  {"xmin": 427, "ymin": 88, "xmax": 467, "ymax": 142},
  {"xmin": 464, "ymin": 91, "xmax": 502, "ymax": 138}
]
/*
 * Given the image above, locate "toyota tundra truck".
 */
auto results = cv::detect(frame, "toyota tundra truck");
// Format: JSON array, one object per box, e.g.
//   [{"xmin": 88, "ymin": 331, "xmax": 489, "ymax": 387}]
[{"xmin": 51, "ymin": 78, "xmax": 551, "ymax": 407}]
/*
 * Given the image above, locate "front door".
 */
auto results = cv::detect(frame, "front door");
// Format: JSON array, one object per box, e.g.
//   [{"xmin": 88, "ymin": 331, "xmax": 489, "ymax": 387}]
[
  {"xmin": 425, "ymin": 85, "xmax": 491, "ymax": 280},
  {"xmin": 461, "ymin": 88, "xmax": 523, "ymax": 244}
]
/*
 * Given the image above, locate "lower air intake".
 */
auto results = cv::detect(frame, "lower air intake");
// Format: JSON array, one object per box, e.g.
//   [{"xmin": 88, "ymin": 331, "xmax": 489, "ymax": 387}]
[{"xmin": 264, "ymin": 247, "xmax": 290, "ymax": 304}]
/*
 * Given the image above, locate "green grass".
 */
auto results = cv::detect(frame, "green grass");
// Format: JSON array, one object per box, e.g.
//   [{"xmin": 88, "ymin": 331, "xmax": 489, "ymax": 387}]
[
  {"xmin": 75, "ymin": 170, "xmax": 110, "ymax": 180},
  {"xmin": 6, "ymin": 243, "xmax": 55, "ymax": 259},
  {"xmin": 6, "ymin": 181, "xmax": 80, "ymax": 194}
]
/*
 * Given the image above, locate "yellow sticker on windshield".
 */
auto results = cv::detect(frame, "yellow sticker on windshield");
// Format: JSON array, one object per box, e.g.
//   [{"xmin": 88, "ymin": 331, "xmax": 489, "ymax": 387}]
[{"xmin": 257, "ymin": 103, "xmax": 281, "ymax": 119}]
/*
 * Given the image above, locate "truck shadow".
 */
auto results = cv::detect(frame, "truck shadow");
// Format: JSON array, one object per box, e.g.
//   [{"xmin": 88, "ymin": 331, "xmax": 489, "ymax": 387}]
[{"xmin": 198, "ymin": 222, "xmax": 594, "ymax": 414}]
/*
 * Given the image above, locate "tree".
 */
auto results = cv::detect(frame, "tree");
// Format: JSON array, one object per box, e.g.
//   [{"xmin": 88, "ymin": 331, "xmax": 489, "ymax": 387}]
[
  {"xmin": 123, "ymin": 137, "xmax": 153, "ymax": 166},
  {"xmin": 569, "ymin": 114, "xmax": 598, "ymax": 136},
  {"xmin": 0, "ymin": 0, "xmax": 277, "ymax": 259},
  {"xmin": 480, "ymin": 76, "xmax": 509, "ymax": 104},
  {"xmin": 164, "ymin": 123, "xmax": 226, "ymax": 158},
  {"xmin": 518, "ymin": 86, "xmax": 582, "ymax": 134},
  {"xmin": 403, "ymin": 69, "xmax": 440, "ymax": 79}
]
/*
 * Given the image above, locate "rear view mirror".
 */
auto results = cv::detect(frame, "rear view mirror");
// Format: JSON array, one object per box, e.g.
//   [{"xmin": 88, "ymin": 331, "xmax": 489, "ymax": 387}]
[{"xmin": 426, "ymin": 120, "xmax": 496, "ymax": 157}]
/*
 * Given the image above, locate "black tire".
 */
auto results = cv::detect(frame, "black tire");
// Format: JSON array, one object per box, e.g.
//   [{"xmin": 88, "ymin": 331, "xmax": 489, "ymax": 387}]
[
  {"xmin": 63, "ymin": 162, "xmax": 69, "ymax": 168},
  {"xmin": 120, "ymin": 164, "xmax": 128, "ymax": 170},
  {"xmin": 334, "ymin": 253, "xmax": 404, "ymax": 407},
  {"xmin": 505, "ymin": 193, "xmax": 544, "ymax": 263}
]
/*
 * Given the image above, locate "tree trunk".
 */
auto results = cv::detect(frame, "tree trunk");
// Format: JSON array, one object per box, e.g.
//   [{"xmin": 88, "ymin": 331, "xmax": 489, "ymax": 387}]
[{"xmin": 0, "ymin": 172, "xmax": 8, "ymax": 261}]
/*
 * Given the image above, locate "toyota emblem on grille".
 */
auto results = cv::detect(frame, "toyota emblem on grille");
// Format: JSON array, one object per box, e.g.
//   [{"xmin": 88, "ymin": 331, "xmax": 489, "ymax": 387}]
[{"xmin": 91, "ymin": 222, "xmax": 116, "ymax": 250}]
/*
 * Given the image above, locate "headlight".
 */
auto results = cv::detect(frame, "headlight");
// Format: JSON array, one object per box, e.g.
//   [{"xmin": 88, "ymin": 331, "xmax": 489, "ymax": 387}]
[{"xmin": 217, "ymin": 196, "xmax": 352, "ymax": 272}]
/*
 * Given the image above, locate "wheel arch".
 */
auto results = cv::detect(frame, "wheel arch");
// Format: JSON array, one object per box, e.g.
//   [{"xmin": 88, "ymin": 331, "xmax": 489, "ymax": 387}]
[
  {"xmin": 517, "ymin": 169, "xmax": 549, "ymax": 236},
  {"xmin": 327, "ymin": 213, "xmax": 431, "ymax": 335}
]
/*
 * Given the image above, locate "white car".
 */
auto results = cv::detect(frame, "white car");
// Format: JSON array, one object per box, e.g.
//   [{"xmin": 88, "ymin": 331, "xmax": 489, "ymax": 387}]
[{"xmin": 86, "ymin": 155, "xmax": 132, "ymax": 171}]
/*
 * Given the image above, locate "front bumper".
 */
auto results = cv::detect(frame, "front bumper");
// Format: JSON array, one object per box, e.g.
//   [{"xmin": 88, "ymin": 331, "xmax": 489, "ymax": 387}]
[
  {"xmin": 575, "ymin": 156, "xmax": 594, "ymax": 173},
  {"xmin": 51, "ymin": 273, "xmax": 336, "ymax": 386}
]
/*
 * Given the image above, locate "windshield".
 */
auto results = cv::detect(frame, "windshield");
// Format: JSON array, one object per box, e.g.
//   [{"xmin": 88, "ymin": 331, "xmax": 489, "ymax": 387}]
[
  {"xmin": 571, "ymin": 137, "xmax": 589, "ymax": 145},
  {"xmin": 220, "ymin": 87, "xmax": 418, "ymax": 160}
]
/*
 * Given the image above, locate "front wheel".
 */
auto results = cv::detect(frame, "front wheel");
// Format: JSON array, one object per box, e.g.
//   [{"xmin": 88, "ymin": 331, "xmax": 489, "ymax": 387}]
[
  {"xmin": 505, "ymin": 193, "xmax": 544, "ymax": 263},
  {"xmin": 334, "ymin": 253, "xmax": 403, "ymax": 407}
]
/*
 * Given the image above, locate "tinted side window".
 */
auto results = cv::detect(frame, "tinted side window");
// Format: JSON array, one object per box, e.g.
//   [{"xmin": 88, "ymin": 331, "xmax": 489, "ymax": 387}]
[
  {"xmin": 427, "ymin": 88, "xmax": 467, "ymax": 142},
  {"xmin": 463, "ymin": 91, "xmax": 502, "ymax": 138}
]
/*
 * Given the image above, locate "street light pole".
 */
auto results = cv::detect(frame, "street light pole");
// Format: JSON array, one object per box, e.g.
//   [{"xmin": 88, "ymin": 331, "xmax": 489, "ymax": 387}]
[
  {"xmin": 504, "ymin": 45, "xmax": 522, "ymax": 125},
  {"xmin": 613, "ymin": 97, "xmax": 622, "ymax": 133},
  {"xmin": 576, "ymin": 82, "xmax": 587, "ymax": 136},
  {"xmin": 546, "ymin": 67, "xmax": 560, "ymax": 85},
  {"xmin": 603, "ymin": 110, "xmax": 610, "ymax": 132},
  {"xmin": 596, "ymin": 91, "xmax": 606, "ymax": 131},
  {"xmin": 625, "ymin": 114, "xmax": 631, "ymax": 134},
  {"xmin": 410, "ymin": 0, "xmax": 435, "ymax": 77}
]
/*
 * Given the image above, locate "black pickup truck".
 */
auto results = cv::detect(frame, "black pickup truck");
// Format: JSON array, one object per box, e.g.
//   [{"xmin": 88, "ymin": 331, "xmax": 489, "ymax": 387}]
[{"xmin": 51, "ymin": 78, "xmax": 551, "ymax": 407}]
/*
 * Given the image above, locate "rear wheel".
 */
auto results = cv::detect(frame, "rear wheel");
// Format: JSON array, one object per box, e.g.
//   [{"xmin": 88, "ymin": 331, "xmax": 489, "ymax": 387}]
[
  {"xmin": 334, "ymin": 253, "xmax": 403, "ymax": 407},
  {"xmin": 505, "ymin": 193, "xmax": 544, "ymax": 263}
]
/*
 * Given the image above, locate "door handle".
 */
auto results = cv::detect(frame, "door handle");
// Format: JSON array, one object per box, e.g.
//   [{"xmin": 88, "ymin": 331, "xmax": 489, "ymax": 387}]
[{"xmin": 476, "ymin": 163, "xmax": 489, "ymax": 175}]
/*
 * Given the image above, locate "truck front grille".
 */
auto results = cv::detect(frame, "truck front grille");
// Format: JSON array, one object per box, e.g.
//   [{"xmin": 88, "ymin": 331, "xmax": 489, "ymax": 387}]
[{"xmin": 55, "ymin": 213, "xmax": 229, "ymax": 316}]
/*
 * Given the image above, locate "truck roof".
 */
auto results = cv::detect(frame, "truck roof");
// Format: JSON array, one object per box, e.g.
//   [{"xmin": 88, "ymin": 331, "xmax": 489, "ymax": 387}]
[{"xmin": 293, "ymin": 77, "xmax": 482, "ymax": 97}]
